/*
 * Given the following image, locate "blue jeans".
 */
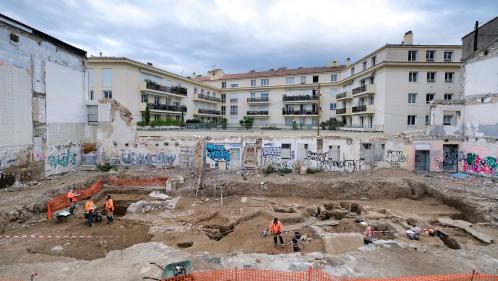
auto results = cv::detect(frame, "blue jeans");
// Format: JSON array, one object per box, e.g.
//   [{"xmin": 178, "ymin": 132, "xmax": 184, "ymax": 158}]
[{"xmin": 86, "ymin": 211, "xmax": 93, "ymax": 226}]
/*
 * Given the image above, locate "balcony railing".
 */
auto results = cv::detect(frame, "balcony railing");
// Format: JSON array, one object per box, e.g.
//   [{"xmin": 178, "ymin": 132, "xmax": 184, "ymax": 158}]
[
  {"xmin": 282, "ymin": 109, "xmax": 318, "ymax": 115},
  {"xmin": 336, "ymin": 108, "xmax": 347, "ymax": 114},
  {"xmin": 282, "ymin": 95, "xmax": 319, "ymax": 102},
  {"xmin": 147, "ymin": 103, "xmax": 187, "ymax": 112},
  {"xmin": 197, "ymin": 109, "xmax": 221, "ymax": 115},
  {"xmin": 247, "ymin": 97, "xmax": 269, "ymax": 103},
  {"xmin": 336, "ymin": 92, "xmax": 347, "ymax": 99},
  {"xmin": 197, "ymin": 94, "xmax": 221, "ymax": 102},
  {"xmin": 352, "ymin": 105, "xmax": 367, "ymax": 113},
  {"xmin": 247, "ymin": 111, "xmax": 269, "ymax": 116},
  {"xmin": 145, "ymin": 81, "xmax": 188, "ymax": 96},
  {"xmin": 352, "ymin": 85, "xmax": 366, "ymax": 95}
]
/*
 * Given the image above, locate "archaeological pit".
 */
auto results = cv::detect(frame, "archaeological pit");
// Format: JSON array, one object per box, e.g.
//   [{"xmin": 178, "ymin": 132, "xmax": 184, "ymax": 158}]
[{"xmin": 0, "ymin": 168, "xmax": 497, "ymax": 280}]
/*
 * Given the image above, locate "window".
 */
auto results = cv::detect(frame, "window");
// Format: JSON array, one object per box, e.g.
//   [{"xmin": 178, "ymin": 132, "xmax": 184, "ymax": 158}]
[
  {"xmin": 286, "ymin": 77, "xmax": 295, "ymax": 85},
  {"xmin": 230, "ymin": 82, "xmax": 238, "ymax": 88},
  {"xmin": 312, "ymin": 75, "xmax": 319, "ymax": 83},
  {"xmin": 261, "ymin": 79, "xmax": 269, "ymax": 86},
  {"xmin": 87, "ymin": 105, "xmax": 98, "ymax": 125},
  {"xmin": 371, "ymin": 56, "xmax": 376, "ymax": 66},
  {"xmin": 408, "ymin": 50, "xmax": 417, "ymax": 61},
  {"xmin": 444, "ymin": 93, "xmax": 453, "ymax": 100},
  {"xmin": 194, "ymin": 88, "xmax": 198, "ymax": 94},
  {"xmin": 153, "ymin": 96, "xmax": 160, "ymax": 104},
  {"xmin": 89, "ymin": 90, "xmax": 94, "ymax": 100},
  {"xmin": 88, "ymin": 68, "xmax": 95, "ymax": 86},
  {"xmin": 141, "ymin": 94, "xmax": 148, "ymax": 103},
  {"xmin": 281, "ymin": 143, "xmax": 291, "ymax": 159},
  {"xmin": 221, "ymin": 93, "xmax": 226, "ymax": 103},
  {"xmin": 102, "ymin": 68, "xmax": 112, "ymax": 87},
  {"xmin": 444, "ymin": 51, "xmax": 453, "ymax": 61},
  {"xmin": 329, "ymin": 103, "xmax": 336, "ymax": 110},
  {"xmin": 230, "ymin": 93, "xmax": 238, "ymax": 103},
  {"xmin": 426, "ymin": 50, "xmax": 435, "ymax": 61},
  {"xmin": 351, "ymin": 67, "xmax": 355, "ymax": 76},
  {"xmin": 408, "ymin": 72, "xmax": 418, "ymax": 82},
  {"xmin": 261, "ymin": 92, "xmax": 269, "ymax": 100},
  {"xmin": 331, "ymin": 73, "xmax": 337, "ymax": 82},
  {"xmin": 230, "ymin": 105, "xmax": 238, "ymax": 115},
  {"xmin": 425, "ymin": 115, "xmax": 430, "ymax": 125},
  {"xmin": 328, "ymin": 145, "xmax": 340, "ymax": 161},
  {"xmin": 443, "ymin": 115, "xmax": 453, "ymax": 125},
  {"xmin": 369, "ymin": 76, "xmax": 375, "ymax": 84},
  {"xmin": 408, "ymin": 93, "xmax": 417, "ymax": 104},
  {"xmin": 201, "ymin": 89, "xmax": 204, "ymax": 95},
  {"xmin": 250, "ymin": 80, "xmax": 256, "ymax": 87},
  {"xmin": 445, "ymin": 72, "xmax": 454, "ymax": 82},
  {"xmin": 426, "ymin": 93, "xmax": 435, "ymax": 104},
  {"xmin": 221, "ymin": 105, "xmax": 226, "ymax": 115},
  {"xmin": 426, "ymin": 72, "xmax": 436, "ymax": 82},
  {"xmin": 103, "ymin": 90, "xmax": 112, "ymax": 99},
  {"xmin": 221, "ymin": 82, "xmax": 226, "ymax": 88},
  {"xmin": 300, "ymin": 76, "xmax": 307, "ymax": 84},
  {"xmin": 407, "ymin": 115, "xmax": 416, "ymax": 126},
  {"xmin": 154, "ymin": 114, "xmax": 160, "ymax": 121},
  {"xmin": 362, "ymin": 61, "xmax": 367, "ymax": 70}
]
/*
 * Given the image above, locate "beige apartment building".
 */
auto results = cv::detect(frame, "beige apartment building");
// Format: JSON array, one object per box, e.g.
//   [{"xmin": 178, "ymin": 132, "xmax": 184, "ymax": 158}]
[
  {"xmin": 196, "ymin": 32, "xmax": 462, "ymax": 134},
  {"xmin": 87, "ymin": 57, "xmax": 221, "ymax": 124}
]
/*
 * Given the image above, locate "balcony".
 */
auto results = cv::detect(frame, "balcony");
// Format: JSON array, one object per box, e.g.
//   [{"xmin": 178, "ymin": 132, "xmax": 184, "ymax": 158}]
[
  {"xmin": 247, "ymin": 97, "xmax": 270, "ymax": 103},
  {"xmin": 336, "ymin": 91, "xmax": 352, "ymax": 101},
  {"xmin": 352, "ymin": 104, "xmax": 375, "ymax": 114},
  {"xmin": 352, "ymin": 84, "xmax": 375, "ymax": 96},
  {"xmin": 143, "ymin": 103, "xmax": 187, "ymax": 114},
  {"xmin": 195, "ymin": 94, "xmax": 221, "ymax": 103},
  {"xmin": 282, "ymin": 95, "xmax": 319, "ymax": 103},
  {"xmin": 336, "ymin": 107, "xmax": 352, "ymax": 115},
  {"xmin": 282, "ymin": 109, "xmax": 318, "ymax": 116},
  {"xmin": 194, "ymin": 108, "xmax": 221, "ymax": 116},
  {"xmin": 340, "ymin": 124, "xmax": 383, "ymax": 132},
  {"xmin": 140, "ymin": 81, "xmax": 188, "ymax": 97},
  {"xmin": 247, "ymin": 110, "xmax": 269, "ymax": 118}
]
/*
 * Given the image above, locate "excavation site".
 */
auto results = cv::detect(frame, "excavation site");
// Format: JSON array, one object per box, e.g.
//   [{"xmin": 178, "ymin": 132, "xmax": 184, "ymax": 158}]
[{"xmin": 0, "ymin": 168, "xmax": 497, "ymax": 280}]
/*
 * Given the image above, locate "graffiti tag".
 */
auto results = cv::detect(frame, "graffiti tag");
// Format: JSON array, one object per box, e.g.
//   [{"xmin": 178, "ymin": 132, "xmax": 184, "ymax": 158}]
[{"xmin": 206, "ymin": 144, "xmax": 231, "ymax": 161}]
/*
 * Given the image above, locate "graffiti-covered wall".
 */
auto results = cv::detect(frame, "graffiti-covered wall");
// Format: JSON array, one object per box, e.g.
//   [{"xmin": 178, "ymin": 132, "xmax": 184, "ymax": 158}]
[
  {"xmin": 460, "ymin": 142, "xmax": 498, "ymax": 177},
  {"xmin": 45, "ymin": 144, "xmax": 81, "ymax": 176}
]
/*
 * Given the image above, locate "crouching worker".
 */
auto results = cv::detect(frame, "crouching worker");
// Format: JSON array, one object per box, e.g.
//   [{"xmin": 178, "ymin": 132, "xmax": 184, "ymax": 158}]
[
  {"xmin": 104, "ymin": 195, "xmax": 114, "ymax": 224},
  {"xmin": 363, "ymin": 225, "xmax": 376, "ymax": 244},
  {"xmin": 292, "ymin": 231, "xmax": 302, "ymax": 252},
  {"xmin": 269, "ymin": 218, "xmax": 284, "ymax": 248},
  {"xmin": 84, "ymin": 198, "xmax": 96, "ymax": 227}
]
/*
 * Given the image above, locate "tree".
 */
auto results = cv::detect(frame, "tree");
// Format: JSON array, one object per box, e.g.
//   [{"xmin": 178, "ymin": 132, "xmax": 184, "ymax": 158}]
[
  {"xmin": 239, "ymin": 116, "xmax": 254, "ymax": 129},
  {"xmin": 144, "ymin": 104, "xmax": 150, "ymax": 124},
  {"xmin": 220, "ymin": 118, "xmax": 228, "ymax": 129}
]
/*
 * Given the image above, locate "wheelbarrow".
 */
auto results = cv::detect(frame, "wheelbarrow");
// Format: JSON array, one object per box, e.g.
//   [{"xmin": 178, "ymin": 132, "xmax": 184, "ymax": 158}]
[
  {"xmin": 55, "ymin": 209, "xmax": 72, "ymax": 223},
  {"xmin": 143, "ymin": 260, "xmax": 193, "ymax": 281}
]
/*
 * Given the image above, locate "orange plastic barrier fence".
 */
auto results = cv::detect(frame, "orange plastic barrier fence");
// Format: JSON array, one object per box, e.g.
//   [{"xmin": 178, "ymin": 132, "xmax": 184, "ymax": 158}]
[
  {"xmin": 160, "ymin": 268, "xmax": 498, "ymax": 281},
  {"xmin": 108, "ymin": 176, "xmax": 168, "ymax": 187},
  {"xmin": 46, "ymin": 178, "xmax": 104, "ymax": 219}
]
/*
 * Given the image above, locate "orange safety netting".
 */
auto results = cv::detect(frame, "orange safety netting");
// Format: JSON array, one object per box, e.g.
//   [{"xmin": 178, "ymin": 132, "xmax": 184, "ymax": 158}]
[
  {"xmin": 159, "ymin": 268, "xmax": 498, "ymax": 281},
  {"xmin": 46, "ymin": 178, "xmax": 104, "ymax": 219},
  {"xmin": 108, "ymin": 176, "xmax": 168, "ymax": 187}
]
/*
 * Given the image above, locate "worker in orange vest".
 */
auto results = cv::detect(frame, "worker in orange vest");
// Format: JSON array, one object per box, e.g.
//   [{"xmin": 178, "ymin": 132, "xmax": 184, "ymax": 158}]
[
  {"xmin": 84, "ymin": 198, "xmax": 96, "ymax": 227},
  {"xmin": 269, "ymin": 218, "xmax": 284, "ymax": 248},
  {"xmin": 104, "ymin": 195, "xmax": 114, "ymax": 224},
  {"xmin": 67, "ymin": 188, "xmax": 79, "ymax": 214}
]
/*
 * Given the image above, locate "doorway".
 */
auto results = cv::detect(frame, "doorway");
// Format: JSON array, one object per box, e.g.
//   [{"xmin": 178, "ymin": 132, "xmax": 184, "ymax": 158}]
[
  {"xmin": 443, "ymin": 144, "xmax": 459, "ymax": 172},
  {"xmin": 415, "ymin": 150, "xmax": 430, "ymax": 171}
]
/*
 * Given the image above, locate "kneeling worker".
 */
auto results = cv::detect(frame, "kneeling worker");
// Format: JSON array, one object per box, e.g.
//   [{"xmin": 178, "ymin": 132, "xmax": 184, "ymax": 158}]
[
  {"xmin": 84, "ymin": 198, "xmax": 96, "ymax": 227},
  {"xmin": 363, "ymin": 225, "xmax": 376, "ymax": 244},
  {"xmin": 269, "ymin": 218, "xmax": 284, "ymax": 248},
  {"xmin": 104, "ymin": 195, "xmax": 114, "ymax": 224}
]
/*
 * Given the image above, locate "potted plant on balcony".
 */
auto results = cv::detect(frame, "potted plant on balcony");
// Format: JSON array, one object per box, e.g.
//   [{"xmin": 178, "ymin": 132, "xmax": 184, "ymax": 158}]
[
  {"xmin": 239, "ymin": 116, "xmax": 254, "ymax": 130},
  {"xmin": 220, "ymin": 118, "xmax": 228, "ymax": 129},
  {"xmin": 144, "ymin": 104, "xmax": 150, "ymax": 124}
]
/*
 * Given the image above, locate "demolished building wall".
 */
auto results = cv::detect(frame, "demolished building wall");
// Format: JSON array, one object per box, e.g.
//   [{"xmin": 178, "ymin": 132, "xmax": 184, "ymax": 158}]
[{"xmin": 0, "ymin": 14, "xmax": 88, "ymax": 186}]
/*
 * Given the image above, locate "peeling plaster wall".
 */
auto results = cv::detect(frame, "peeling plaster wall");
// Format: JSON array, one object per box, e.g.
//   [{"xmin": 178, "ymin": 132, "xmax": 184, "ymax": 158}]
[{"xmin": 0, "ymin": 19, "xmax": 87, "ymax": 183}]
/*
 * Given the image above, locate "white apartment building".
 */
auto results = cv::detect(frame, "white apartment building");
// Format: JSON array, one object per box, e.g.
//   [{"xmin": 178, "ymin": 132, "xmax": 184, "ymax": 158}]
[
  {"xmin": 197, "ymin": 32, "xmax": 462, "ymax": 134},
  {"xmin": 87, "ymin": 57, "xmax": 222, "ymax": 125}
]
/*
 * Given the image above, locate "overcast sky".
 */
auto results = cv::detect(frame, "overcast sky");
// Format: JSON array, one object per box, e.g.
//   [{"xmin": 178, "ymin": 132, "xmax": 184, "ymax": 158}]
[{"xmin": 1, "ymin": 0, "xmax": 497, "ymax": 76}]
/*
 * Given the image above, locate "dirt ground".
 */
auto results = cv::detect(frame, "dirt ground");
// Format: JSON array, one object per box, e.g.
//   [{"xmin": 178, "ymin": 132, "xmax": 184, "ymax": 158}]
[{"xmin": 0, "ymin": 168, "xmax": 497, "ymax": 280}]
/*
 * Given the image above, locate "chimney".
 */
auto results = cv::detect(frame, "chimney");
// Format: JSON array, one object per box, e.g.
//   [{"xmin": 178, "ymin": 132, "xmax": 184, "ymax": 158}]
[
  {"xmin": 473, "ymin": 21, "xmax": 479, "ymax": 52},
  {"xmin": 403, "ymin": 31, "xmax": 413, "ymax": 45},
  {"xmin": 147, "ymin": 62, "xmax": 153, "ymax": 66},
  {"xmin": 328, "ymin": 60, "xmax": 337, "ymax": 67},
  {"xmin": 269, "ymin": 68, "xmax": 275, "ymax": 71},
  {"xmin": 345, "ymin": 58, "xmax": 351, "ymax": 67},
  {"xmin": 99, "ymin": 52, "xmax": 102, "ymax": 57},
  {"xmin": 249, "ymin": 70, "xmax": 255, "ymax": 73}
]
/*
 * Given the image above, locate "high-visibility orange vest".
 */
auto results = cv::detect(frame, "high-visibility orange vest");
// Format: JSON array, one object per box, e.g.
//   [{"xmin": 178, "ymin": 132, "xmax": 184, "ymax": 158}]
[
  {"xmin": 85, "ymin": 201, "xmax": 95, "ymax": 212},
  {"xmin": 67, "ymin": 191, "xmax": 75, "ymax": 202},
  {"xmin": 269, "ymin": 220, "xmax": 283, "ymax": 234},
  {"xmin": 105, "ymin": 199, "xmax": 114, "ymax": 212}
]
